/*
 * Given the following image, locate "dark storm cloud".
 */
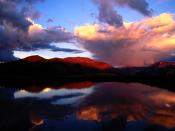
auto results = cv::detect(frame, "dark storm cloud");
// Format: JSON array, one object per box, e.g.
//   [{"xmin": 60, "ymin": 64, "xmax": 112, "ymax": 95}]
[
  {"xmin": 114, "ymin": 0, "xmax": 152, "ymax": 16},
  {"xmin": 28, "ymin": 26, "xmax": 74, "ymax": 45},
  {"xmin": 21, "ymin": 43, "xmax": 83, "ymax": 53},
  {"xmin": 93, "ymin": 0, "xmax": 152, "ymax": 26},
  {"xmin": 0, "ymin": 23, "xmax": 27, "ymax": 61},
  {"xmin": 0, "ymin": 50, "xmax": 17, "ymax": 61},
  {"xmin": 0, "ymin": 0, "xmax": 43, "ymax": 61},
  {"xmin": 0, "ymin": 0, "xmax": 31, "ymax": 31},
  {"xmin": 50, "ymin": 47, "xmax": 83, "ymax": 53},
  {"xmin": 0, "ymin": 0, "xmax": 78, "ymax": 61},
  {"xmin": 0, "ymin": 0, "xmax": 45, "ymax": 30},
  {"xmin": 21, "ymin": 7, "xmax": 42, "ymax": 20},
  {"xmin": 93, "ymin": 0, "xmax": 123, "ymax": 26},
  {"xmin": 15, "ymin": 24, "xmax": 75, "ymax": 58}
]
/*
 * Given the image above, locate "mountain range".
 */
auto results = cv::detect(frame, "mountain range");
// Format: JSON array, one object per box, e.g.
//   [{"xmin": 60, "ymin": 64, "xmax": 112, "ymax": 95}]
[
  {"xmin": 0, "ymin": 55, "xmax": 175, "ymax": 90},
  {"xmin": 23, "ymin": 55, "xmax": 112, "ymax": 70}
]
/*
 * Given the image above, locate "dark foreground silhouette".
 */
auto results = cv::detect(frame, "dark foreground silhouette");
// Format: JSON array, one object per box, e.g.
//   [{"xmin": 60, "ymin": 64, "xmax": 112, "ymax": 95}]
[{"xmin": 0, "ymin": 56, "xmax": 175, "ymax": 90}]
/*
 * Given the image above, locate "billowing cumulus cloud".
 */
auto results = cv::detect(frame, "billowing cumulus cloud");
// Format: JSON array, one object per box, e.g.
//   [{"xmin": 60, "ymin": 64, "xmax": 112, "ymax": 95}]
[
  {"xmin": 27, "ymin": 19, "xmax": 74, "ymax": 50},
  {"xmin": 93, "ymin": 0, "xmax": 152, "ymax": 26},
  {"xmin": 75, "ymin": 13, "xmax": 175, "ymax": 66},
  {"xmin": 0, "ymin": 0, "xmax": 79, "ymax": 61}
]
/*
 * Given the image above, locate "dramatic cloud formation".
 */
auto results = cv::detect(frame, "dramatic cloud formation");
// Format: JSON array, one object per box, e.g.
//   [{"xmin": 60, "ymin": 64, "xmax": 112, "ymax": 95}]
[
  {"xmin": 0, "ymin": 0, "xmax": 79, "ymax": 61},
  {"xmin": 93, "ymin": 0, "xmax": 152, "ymax": 26},
  {"xmin": 27, "ymin": 19, "xmax": 75, "ymax": 51},
  {"xmin": 1, "ymin": 0, "xmax": 174, "ymax": 66},
  {"xmin": 75, "ymin": 13, "xmax": 175, "ymax": 66}
]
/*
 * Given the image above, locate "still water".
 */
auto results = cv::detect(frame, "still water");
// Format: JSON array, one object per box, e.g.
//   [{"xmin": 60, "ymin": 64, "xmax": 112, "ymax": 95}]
[{"xmin": 1, "ymin": 82, "xmax": 175, "ymax": 131}]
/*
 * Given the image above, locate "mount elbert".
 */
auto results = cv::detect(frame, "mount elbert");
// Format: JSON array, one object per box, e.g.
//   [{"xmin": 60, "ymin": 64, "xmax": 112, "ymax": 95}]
[{"xmin": 0, "ymin": 55, "xmax": 175, "ymax": 90}]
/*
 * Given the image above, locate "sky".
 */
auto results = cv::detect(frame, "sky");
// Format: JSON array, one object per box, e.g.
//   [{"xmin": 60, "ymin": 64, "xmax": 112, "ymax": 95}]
[{"xmin": 1, "ymin": 0, "xmax": 175, "ymax": 66}]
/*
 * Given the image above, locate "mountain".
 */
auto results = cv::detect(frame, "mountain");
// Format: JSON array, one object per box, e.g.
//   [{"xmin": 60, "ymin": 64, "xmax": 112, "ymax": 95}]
[
  {"xmin": 24, "ymin": 55, "xmax": 46, "ymax": 62},
  {"xmin": 0, "ymin": 56, "xmax": 115, "ymax": 86},
  {"xmin": 1, "ymin": 56, "xmax": 175, "ymax": 90},
  {"xmin": 23, "ymin": 55, "xmax": 112, "ymax": 70},
  {"xmin": 150, "ymin": 61, "xmax": 175, "ymax": 68}
]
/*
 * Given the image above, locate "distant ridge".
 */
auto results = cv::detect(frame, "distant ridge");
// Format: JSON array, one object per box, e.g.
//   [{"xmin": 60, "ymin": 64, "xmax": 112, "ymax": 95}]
[
  {"xmin": 1, "ymin": 56, "xmax": 175, "ymax": 90},
  {"xmin": 150, "ymin": 61, "xmax": 175, "ymax": 68},
  {"xmin": 23, "ymin": 55, "xmax": 112, "ymax": 70}
]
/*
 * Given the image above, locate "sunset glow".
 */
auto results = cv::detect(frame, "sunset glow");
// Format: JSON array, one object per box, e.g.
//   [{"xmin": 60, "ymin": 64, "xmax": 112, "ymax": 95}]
[{"xmin": 1, "ymin": 1, "xmax": 175, "ymax": 130}]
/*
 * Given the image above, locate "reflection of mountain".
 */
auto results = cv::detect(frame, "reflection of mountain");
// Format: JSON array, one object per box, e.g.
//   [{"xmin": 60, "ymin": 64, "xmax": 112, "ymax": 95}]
[
  {"xmin": 61, "ymin": 81, "xmax": 94, "ymax": 89},
  {"xmin": 21, "ymin": 81, "xmax": 95, "ymax": 93}
]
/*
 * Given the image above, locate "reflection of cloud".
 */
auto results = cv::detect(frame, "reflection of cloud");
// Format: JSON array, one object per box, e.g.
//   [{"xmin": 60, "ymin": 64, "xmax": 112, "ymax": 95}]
[
  {"xmin": 77, "ymin": 107, "xmax": 99, "ymax": 121},
  {"xmin": 148, "ymin": 92, "xmax": 175, "ymax": 105},
  {"xmin": 75, "ymin": 13, "xmax": 175, "ymax": 66},
  {"xmin": 14, "ymin": 87, "xmax": 93, "ymax": 99},
  {"xmin": 77, "ymin": 82, "xmax": 175, "ymax": 128},
  {"xmin": 61, "ymin": 81, "xmax": 94, "ymax": 89},
  {"xmin": 30, "ymin": 116, "xmax": 44, "ymax": 126},
  {"xmin": 148, "ymin": 110, "xmax": 175, "ymax": 129},
  {"xmin": 42, "ymin": 88, "xmax": 51, "ymax": 93},
  {"xmin": 52, "ymin": 96, "xmax": 84, "ymax": 105}
]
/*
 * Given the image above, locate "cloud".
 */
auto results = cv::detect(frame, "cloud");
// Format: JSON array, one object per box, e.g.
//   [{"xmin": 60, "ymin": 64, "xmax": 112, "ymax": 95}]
[
  {"xmin": 0, "ymin": 0, "xmax": 31, "ymax": 31},
  {"xmin": 114, "ymin": 0, "xmax": 152, "ymax": 16},
  {"xmin": 20, "ymin": 42, "xmax": 83, "ymax": 53},
  {"xmin": 93, "ymin": 0, "xmax": 123, "ymax": 27},
  {"xmin": 0, "ymin": 0, "xmax": 77, "ymax": 61},
  {"xmin": 75, "ymin": 13, "xmax": 175, "ymax": 66},
  {"xmin": 47, "ymin": 19, "xmax": 54, "ymax": 23},
  {"xmin": 93, "ymin": 0, "xmax": 152, "ymax": 26},
  {"xmin": 27, "ymin": 19, "xmax": 74, "ymax": 49},
  {"xmin": 0, "ymin": 0, "xmax": 40, "ymax": 61}
]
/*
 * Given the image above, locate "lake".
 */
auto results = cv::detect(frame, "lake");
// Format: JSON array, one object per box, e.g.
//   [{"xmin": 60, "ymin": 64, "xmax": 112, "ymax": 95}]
[{"xmin": 1, "ymin": 82, "xmax": 175, "ymax": 131}]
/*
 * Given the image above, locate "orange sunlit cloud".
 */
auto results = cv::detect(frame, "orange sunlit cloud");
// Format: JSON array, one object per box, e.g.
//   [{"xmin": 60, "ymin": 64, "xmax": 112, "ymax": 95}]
[
  {"xmin": 75, "ymin": 25, "xmax": 100, "ymax": 41},
  {"xmin": 75, "ymin": 13, "xmax": 175, "ymax": 66},
  {"xmin": 27, "ymin": 18, "xmax": 44, "ymax": 35}
]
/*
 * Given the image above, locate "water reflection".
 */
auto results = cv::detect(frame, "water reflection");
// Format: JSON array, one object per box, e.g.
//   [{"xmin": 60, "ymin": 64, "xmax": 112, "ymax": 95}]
[
  {"xmin": 1, "ymin": 82, "xmax": 175, "ymax": 130},
  {"xmin": 77, "ymin": 83, "xmax": 175, "ymax": 129},
  {"xmin": 14, "ymin": 87, "xmax": 93, "ymax": 105}
]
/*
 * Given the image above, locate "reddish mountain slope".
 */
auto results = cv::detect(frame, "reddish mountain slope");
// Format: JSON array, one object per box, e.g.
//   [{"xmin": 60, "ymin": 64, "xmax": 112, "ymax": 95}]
[
  {"xmin": 24, "ymin": 55, "xmax": 46, "ymax": 62},
  {"xmin": 63, "ymin": 57, "xmax": 112, "ymax": 70},
  {"xmin": 151, "ymin": 61, "xmax": 175, "ymax": 68},
  {"xmin": 23, "ymin": 56, "xmax": 112, "ymax": 70}
]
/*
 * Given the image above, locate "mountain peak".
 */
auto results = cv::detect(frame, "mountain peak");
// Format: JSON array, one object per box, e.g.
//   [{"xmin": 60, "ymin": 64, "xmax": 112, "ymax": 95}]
[{"xmin": 24, "ymin": 55, "xmax": 46, "ymax": 62}]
